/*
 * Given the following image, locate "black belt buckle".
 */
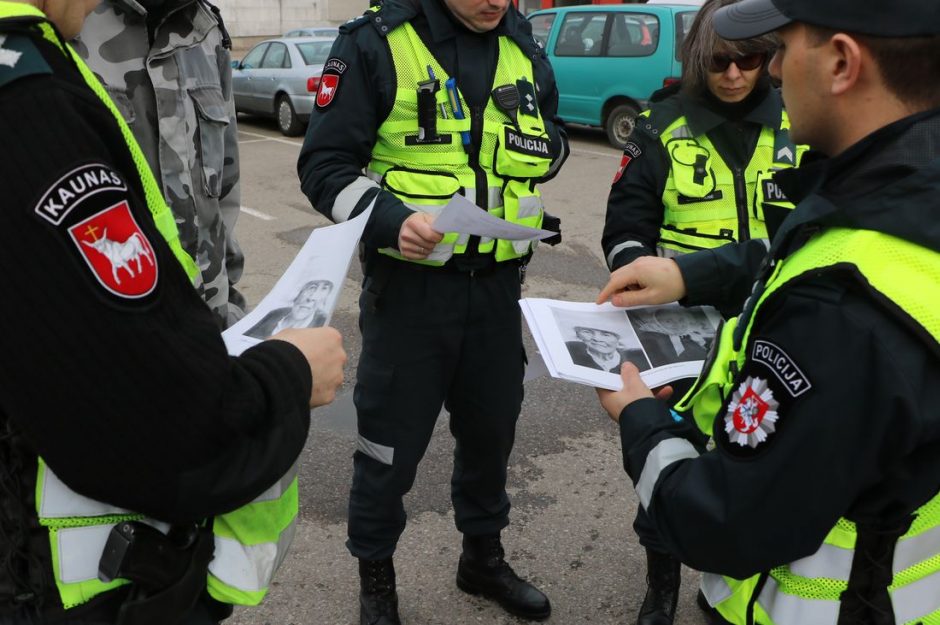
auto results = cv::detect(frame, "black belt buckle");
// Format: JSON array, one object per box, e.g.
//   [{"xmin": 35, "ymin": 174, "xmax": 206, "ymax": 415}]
[{"xmin": 99, "ymin": 521, "xmax": 137, "ymax": 584}]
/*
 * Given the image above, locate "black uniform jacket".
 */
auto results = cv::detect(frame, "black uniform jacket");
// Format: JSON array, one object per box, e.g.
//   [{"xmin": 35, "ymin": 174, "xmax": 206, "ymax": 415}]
[
  {"xmin": 618, "ymin": 108, "xmax": 940, "ymax": 579},
  {"xmin": 296, "ymin": 0, "xmax": 567, "ymax": 255},
  {"xmin": 602, "ymin": 82, "xmax": 782, "ymax": 271},
  {"xmin": 0, "ymin": 21, "xmax": 312, "ymax": 525}
]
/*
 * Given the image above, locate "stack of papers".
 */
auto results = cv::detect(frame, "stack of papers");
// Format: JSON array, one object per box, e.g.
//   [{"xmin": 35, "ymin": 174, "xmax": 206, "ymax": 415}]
[{"xmin": 520, "ymin": 298, "xmax": 722, "ymax": 391}]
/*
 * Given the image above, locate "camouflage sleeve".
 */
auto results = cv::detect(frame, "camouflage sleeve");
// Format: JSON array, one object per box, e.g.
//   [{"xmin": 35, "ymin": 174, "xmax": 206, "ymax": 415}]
[{"xmin": 218, "ymin": 42, "xmax": 246, "ymax": 325}]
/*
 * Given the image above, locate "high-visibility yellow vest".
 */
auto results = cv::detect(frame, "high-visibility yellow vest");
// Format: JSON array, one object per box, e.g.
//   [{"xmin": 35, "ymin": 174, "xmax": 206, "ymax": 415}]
[
  {"xmin": 367, "ymin": 21, "xmax": 553, "ymax": 265},
  {"xmin": 0, "ymin": 3, "xmax": 296, "ymax": 609},
  {"xmin": 676, "ymin": 227, "xmax": 940, "ymax": 625},
  {"xmin": 642, "ymin": 108, "xmax": 804, "ymax": 256}
]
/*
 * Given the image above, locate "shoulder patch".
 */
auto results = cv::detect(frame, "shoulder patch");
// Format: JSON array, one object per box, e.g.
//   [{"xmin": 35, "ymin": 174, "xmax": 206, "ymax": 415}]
[
  {"xmin": 340, "ymin": 11, "xmax": 373, "ymax": 35},
  {"xmin": 723, "ymin": 376, "xmax": 780, "ymax": 449},
  {"xmin": 34, "ymin": 163, "xmax": 128, "ymax": 225},
  {"xmin": 751, "ymin": 339, "xmax": 813, "ymax": 398},
  {"xmin": 35, "ymin": 163, "xmax": 159, "ymax": 300},
  {"xmin": 315, "ymin": 57, "xmax": 347, "ymax": 110},
  {"xmin": 612, "ymin": 142, "xmax": 642, "ymax": 184},
  {"xmin": 0, "ymin": 34, "xmax": 51, "ymax": 90}
]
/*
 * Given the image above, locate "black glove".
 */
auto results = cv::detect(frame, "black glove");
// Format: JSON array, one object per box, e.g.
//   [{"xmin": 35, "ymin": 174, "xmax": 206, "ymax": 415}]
[{"xmin": 542, "ymin": 212, "xmax": 562, "ymax": 246}]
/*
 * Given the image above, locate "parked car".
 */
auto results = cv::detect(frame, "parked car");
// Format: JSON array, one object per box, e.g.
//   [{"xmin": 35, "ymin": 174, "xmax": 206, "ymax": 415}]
[
  {"xmin": 232, "ymin": 37, "xmax": 335, "ymax": 136},
  {"xmin": 283, "ymin": 26, "xmax": 339, "ymax": 38},
  {"xmin": 528, "ymin": 5, "xmax": 698, "ymax": 147}
]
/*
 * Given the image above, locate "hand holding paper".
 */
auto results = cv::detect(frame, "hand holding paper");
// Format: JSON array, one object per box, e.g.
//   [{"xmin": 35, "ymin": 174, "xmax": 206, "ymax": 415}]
[{"xmin": 432, "ymin": 194, "xmax": 557, "ymax": 242}]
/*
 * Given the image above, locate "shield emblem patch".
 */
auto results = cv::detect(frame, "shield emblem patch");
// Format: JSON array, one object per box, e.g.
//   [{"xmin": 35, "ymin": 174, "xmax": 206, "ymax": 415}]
[
  {"xmin": 69, "ymin": 200, "xmax": 158, "ymax": 298},
  {"xmin": 317, "ymin": 74, "xmax": 340, "ymax": 108}
]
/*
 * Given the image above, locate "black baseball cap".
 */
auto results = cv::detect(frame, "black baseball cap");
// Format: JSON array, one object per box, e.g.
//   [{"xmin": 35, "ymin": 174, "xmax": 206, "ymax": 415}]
[{"xmin": 713, "ymin": 0, "xmax": 940, "ymax": 40}]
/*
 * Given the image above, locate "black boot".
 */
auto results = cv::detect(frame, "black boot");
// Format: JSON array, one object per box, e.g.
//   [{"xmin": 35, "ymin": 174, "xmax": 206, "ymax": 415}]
[
  {"xmin": 358, "ymin": 558, "xmax": 402, "ymax": 625},
  {"xmin": 456, "ymin": 534, "xmax": 551, "ymax": 621},
  {"xmin": 636, "ymin": 548, "xmax": 680, "ymax": 625}
]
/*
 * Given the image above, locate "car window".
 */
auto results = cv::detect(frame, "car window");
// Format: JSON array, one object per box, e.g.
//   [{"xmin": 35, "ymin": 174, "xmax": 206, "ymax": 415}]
[
  {"xmin": 313, "ymin": 29, "xmax": 338, "ymax": 37},
  {"xmin": 528, "ymin": 13, "xmax": 555, "ymax": 48},
  {"xmin": 555, "ymin": 13, "xmax": 607, "ymax": 57},
  {"xmin": 608, "ymin": 13, "xmax": 659, "ymax": 57},
  {"xmin": 296, "ymin": 41, "xmax": 334, "ymax": 66},
  {"xmin": 262, "ymin": 43, "xmax": 290, "ymax": 69},
  {"xmin": 676, "ymin": 11, "xmax": 698, "ymax": 61},
  {"xmin": 285, "ymin": 30, "xmax": 301, "ymax": 38},
  {"xmin": 240, "ymin": 43, "xmax": 268, "ymax": 70}
]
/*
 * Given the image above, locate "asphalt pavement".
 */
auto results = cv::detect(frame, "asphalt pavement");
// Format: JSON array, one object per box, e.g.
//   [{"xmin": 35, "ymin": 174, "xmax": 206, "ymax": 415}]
[{"xmin": 227, "ymin": 116, "xmax": 712, "ymax": 625}]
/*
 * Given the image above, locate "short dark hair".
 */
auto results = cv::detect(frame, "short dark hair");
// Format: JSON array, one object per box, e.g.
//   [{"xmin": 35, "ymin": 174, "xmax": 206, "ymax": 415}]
[
  {"xmin": 681, "ymin": 0, "xmax": 777, "ymax": 95},
  {"xmin": 806, "ymin": 25, "xmax": 940, "ymax": 109}
]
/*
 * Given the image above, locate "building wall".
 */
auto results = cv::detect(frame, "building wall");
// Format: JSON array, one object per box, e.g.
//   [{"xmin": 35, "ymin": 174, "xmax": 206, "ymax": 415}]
[{"xmin": 215, "ymin": 0, "xmax": 371, "ymax": 38}]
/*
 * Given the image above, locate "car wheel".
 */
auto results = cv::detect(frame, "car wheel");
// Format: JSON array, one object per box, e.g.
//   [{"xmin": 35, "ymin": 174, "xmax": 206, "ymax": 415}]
[
  {"xmin": 276, "ymin": 95, "xmax": 304, "ymax": 137},
  {"xmin": 605, "ymin": 103, "xmax": 639, "ymax": 149}
]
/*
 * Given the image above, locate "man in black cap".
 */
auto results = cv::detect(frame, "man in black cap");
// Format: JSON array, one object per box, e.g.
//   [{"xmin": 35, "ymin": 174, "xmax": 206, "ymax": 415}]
[{"xmin": 593, "ymin": 0, "xmax": 940, "ymax": 623}]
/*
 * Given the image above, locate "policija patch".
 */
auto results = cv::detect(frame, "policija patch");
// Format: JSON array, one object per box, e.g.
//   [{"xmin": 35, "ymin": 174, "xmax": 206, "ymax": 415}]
[
  {"xmin": 503, "ymin": 126, "xmax": 550, "ymax": 157},
  {"xmin": 316, "ymin": 57, "xmax": 347, "ymax": 109},
  {"xmin": 69, "ymin": 201, "xmax": 158, "ymax": 299},
  {"xmin": 751, "ymin": 340, "xmax": 812, "ymax": 397}
]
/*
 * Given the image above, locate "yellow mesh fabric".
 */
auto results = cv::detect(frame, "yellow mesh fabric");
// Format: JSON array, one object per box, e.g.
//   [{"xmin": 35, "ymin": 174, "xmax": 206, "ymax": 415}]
[
  {"xmin": 730, "ymin": 228, "xmax": 940, "ymax": 617},
  {"xmin": 771, "ymin": 565, "xmax": 846, "ymax": 601}
]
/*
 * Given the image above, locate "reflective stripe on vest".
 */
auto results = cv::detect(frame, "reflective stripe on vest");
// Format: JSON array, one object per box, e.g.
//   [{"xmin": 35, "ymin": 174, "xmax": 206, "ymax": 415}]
[
  {"xmin": 652, "ymin": 109, "xmax": 802, "ymax": 256},
  {"xmin": 367, "ymin": 22, "xmax": 551, "ymax": 265},
  {"xmin": 37, "ymin": 459, "xmax": 299, "ymax": 608},
  {"xmin": 685, "ymin": 228, "xmax": 940, "ymax": 625}
]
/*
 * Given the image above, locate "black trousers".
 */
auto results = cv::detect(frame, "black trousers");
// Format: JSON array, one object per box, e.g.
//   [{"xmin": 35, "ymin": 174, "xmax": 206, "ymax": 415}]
[
  {"xmin": 347, "ymin": 259, "xmax": 525, "ymax": 561},
  {"xmin": 0, "ymin": 591, "xmax": 228, "ymax": 625}
]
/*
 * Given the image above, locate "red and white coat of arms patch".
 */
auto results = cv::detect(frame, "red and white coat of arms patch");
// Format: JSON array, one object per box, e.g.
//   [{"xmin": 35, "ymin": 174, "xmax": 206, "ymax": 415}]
[
  {"xmin": 68, "ymin": 200, "xmax": 158, "ymax": 298},
  {"xmin": 724, "ymin": 376, "xmax": 780, "ymax": 448}
]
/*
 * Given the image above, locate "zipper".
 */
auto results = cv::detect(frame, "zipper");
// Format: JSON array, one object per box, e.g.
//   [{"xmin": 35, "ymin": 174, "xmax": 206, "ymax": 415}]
[{"xmin": 733, "ymin": 167, "xmax": 749, "ymax": 243}]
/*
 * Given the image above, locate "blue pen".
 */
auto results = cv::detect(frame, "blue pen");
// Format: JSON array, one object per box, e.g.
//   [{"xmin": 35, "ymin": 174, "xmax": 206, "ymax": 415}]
[{"xmin": 445, "ymin": 77, "xmax": 471, "ymax": 146}]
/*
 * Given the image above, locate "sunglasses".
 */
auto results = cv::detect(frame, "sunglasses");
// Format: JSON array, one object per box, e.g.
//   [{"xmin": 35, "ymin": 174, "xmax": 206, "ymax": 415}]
[{"xmin": 709, "ymin": 52, "xmax": 766, "ymax": 73}]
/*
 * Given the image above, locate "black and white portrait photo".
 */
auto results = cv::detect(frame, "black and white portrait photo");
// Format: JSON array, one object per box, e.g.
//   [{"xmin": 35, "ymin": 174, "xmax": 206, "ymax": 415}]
[
  {"xmin": 244, "ymin": 279, "xmax": 334, "ymax": 339},
  {"xmin": 551, "ymin": 308, "xmax": 651, "ymax": 374},
  {"xmin": 627, "ymin": 306, "xmax": 718, "ymax": 368}
]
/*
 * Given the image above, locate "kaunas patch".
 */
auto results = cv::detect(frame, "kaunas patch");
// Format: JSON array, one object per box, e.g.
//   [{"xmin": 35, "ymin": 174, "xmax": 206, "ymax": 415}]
[
  {"xmin": 503, "ymin": 127, "xmax": 550, "ymax": 158},
  {"xmin": 34, "ymin": 164, "xmax": 127, "ymax": 225},
  {"xmin": 316, "ymin": 58, "xmax": 347, "ymax": 109},
  {"xmin": 69, "ymin": 200, "xmax": 158, "ymax": 299},
  {"xmin": 612, "ymin": 141, "xmax": 642, "ymax": 184}
]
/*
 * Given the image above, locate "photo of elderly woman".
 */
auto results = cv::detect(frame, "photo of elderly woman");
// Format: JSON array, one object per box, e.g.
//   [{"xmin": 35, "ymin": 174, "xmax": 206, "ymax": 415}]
[
  {"xmin": 244, "ymin": 279, "xmax": 334, "ymax": 339},
  {"xmin": 552, "ymin": 308, "xmax": 651, "ymax": 373}
]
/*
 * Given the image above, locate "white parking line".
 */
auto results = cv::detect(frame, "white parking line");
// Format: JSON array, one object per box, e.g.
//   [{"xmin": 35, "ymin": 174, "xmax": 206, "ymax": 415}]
[
  {"xmin": 238, "ymin": 138, "xmax": 270, "ymax": 145},
  {"xmin": 241, "ymin": 206, "xmax": 276, "ymax": 221},
  {"xmin": 238, "ymin": 129, "xmax": 304, "ymax": 147}
]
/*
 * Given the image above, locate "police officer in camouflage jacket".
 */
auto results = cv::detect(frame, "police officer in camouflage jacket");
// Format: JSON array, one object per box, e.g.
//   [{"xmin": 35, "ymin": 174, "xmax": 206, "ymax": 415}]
[{"xmin": 75, "ymin": 0, "xmax": 246, "ymax": 328}]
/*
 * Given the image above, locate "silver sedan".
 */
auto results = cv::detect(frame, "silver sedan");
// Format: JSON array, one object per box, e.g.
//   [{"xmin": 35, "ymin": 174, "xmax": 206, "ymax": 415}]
[{"xmin": 232, "ymin": 37, "xmax": 335, "ymax": 136}]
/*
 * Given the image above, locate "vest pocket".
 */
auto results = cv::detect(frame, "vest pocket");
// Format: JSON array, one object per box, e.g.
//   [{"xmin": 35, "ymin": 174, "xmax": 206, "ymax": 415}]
[
  {"xmin": 494, "ymin": 124, "xmax": 552, "ymax": 179},
  {"xmin": 188, "ymin": 86, "xmax": 229, "ymax": 198}
]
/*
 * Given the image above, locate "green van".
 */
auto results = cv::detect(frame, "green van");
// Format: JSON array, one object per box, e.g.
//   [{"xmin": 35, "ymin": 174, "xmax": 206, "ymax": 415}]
[{"xmin": 528, "ymin": 4, "xmax": 698, "ymax": 147}]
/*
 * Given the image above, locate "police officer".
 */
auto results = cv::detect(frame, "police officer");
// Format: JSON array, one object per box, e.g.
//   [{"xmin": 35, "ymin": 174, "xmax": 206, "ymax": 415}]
[
  {"xmin": 76, "ymin": 0, "xmax": 246, "ymax": 330},
  {"xmin": 603, "ymin": 0, "xmax": 803, "ymax": 301},
  {"xmin": 602, "ymin": 2, "xmax": 802, "ymax": 622},
  {"xmin": 0, "ymin": 1, "xmax": 346, "ymax": 623},
  {"xmin": 595, "ymin": 0, "xmax": 940, "ymax": 623},
  {"xmin": 297, "ymin": 0, "xmax": 568, "ymax": 623}
]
